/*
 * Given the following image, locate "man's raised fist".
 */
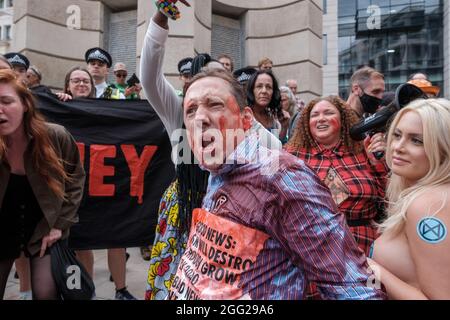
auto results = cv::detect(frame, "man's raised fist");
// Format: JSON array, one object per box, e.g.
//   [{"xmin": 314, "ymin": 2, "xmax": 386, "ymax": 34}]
[{"xmin": 155, "ymin": 0, "xmax": 191, "ymax": 20}]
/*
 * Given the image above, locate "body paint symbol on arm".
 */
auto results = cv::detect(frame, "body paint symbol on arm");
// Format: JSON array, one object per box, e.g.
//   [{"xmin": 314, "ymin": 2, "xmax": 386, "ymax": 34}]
[{"xmin": 417, "ymin": 217, "xmax": 447, "ymax": 244}]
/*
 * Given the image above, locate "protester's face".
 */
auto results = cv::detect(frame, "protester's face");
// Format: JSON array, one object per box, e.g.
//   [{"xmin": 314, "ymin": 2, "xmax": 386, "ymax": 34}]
[
  {"xmin": 309, "ymin": 100, "xmax": 342, "ymax": 148},
  {"xmin": 87, "ymin": 60, "xmax": 108, "ymax": 81},
  {"xmin": 13, "ymin": 66, "xmax": 28, "ymax": 86},
  {"xmin": 287, "ymin": 81, "xmax": 297, "ymax": 95},
  {"xmin": 219, "ymin": 57, "xmax": 232, "ymax": 72},
  {"xmin": 260, "ymin": 62, "xmax": 272, "ymax": 71},
  {"xmin": 115, "ymin": 70, "xmax": 127, "ymax": 85},
  {"xmin": 179, "ymin": 73, "xmax": 191, "ymax": 85},
  {"xmin": 390, "ymin": 111, "xmax": 430, "ymax": 186},
  {"xmin": 253, "ymin": 74, "xmax": 273, "ymax": 109},
  {"xmin": 69, "ymin": 70, "xmax": 92, "ymax": 98},
  {"xmin": 281, "ymin": 92, "xmax": 290, "ymax": 111},
  {"xmin": 26, "ymin": 70, "xmax": 40, "ymax": 88},
  {"xmin": 362, "ymin": 76, "xmax": 385, "ymax": 100},
  {"xmin": 184, "ymin": 77, "xmax": 252, "ymax": 171},
  {"xmin": 0, "ymin": 83, "xmax": 26, "ymax": 137}
]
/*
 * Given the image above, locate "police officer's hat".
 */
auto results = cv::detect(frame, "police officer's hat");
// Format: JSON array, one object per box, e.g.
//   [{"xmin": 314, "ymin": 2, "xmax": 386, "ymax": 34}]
[
  {"xmin": 178, "ymin": 57, "xmax": 193, "ymax": 75},
  {"xmin": 85, "ymin": 47, "xmax": 112, "ymax": 68},
  {"xmin": 233, "ymin": 67, "xmax": 257, "ymax": 85},
  {"xmin": 4, "ymin": 52, "xmax": 30, "ymax": 70}
]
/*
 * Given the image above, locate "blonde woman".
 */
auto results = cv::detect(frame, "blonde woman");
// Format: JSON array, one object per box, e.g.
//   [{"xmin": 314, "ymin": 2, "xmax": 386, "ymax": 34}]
[{"xmin": 369, "ymin": 99, "xmax": 450, "ymax": 299}]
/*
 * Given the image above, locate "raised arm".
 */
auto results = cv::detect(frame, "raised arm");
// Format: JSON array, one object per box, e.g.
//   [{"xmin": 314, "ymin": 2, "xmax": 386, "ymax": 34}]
[{"xmin": 140, "ymin": 10, "xmax": 183, "ymax": 136}]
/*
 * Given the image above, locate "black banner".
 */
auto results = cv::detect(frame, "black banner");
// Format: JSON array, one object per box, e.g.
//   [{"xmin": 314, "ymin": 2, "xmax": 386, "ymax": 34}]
[{"xmin": 36, "ymin": 93, "xmax": 176, "ymax": 249}]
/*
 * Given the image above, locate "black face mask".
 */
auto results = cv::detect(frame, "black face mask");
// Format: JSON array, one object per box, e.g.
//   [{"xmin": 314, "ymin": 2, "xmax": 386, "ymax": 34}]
[{"xmin": 359, "ymin": 93, "xmax": 382, "ymax": 114}]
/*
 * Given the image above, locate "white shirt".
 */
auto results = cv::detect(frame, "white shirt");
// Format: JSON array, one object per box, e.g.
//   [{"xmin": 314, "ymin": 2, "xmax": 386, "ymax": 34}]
[{"xmin": 95, "ymin": 82, "xmax": 108, "ymax": 98}]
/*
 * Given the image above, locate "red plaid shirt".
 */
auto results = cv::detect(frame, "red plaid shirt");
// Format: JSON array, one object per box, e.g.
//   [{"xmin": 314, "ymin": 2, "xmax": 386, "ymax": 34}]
[{"xmin": 285, "ymin": 142, "xmax": 389, "ymax": 255}]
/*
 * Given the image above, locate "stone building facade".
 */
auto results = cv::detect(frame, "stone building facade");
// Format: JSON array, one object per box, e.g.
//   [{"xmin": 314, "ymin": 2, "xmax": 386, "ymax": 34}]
[{"xmin": 9, "ymin": 0, "xmax": 323, "ymax": 102}]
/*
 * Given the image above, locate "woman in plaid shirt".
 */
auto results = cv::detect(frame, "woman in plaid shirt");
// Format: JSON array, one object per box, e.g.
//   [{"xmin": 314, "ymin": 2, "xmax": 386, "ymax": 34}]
[{"xmin": 285, "ymin": 96, "xmax": 389, "ymax": 255}]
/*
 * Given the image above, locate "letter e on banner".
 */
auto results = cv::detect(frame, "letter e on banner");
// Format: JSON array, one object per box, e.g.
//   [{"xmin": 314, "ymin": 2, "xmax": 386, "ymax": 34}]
[
  {"xmin": 89, "ymin": 145, "xmax": 116, "ymax": 197},
  {"xmin": 121, "ymin": 145, "xmax": 158, "ymax": 204}
]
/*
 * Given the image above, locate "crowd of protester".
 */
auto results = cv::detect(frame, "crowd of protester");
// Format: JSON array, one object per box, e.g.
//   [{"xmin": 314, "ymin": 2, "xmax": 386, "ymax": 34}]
[{"xmin": 0, "ymin": 0, "xmax": 449, "ymax": 300}]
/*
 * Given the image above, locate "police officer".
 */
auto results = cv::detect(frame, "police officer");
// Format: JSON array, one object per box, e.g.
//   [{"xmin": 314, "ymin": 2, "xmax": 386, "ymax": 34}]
[
  {"xmin": 85, "ymin": 47, "xmax": 124, "ymax": 99},
  {"xmin": 4, "ymin": 52, "xmax": 30, "ymax": 86}
]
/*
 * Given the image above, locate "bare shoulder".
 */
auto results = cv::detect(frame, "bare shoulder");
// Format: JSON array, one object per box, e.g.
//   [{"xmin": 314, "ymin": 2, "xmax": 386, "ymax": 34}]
[
  {"xmin": 407, "ymin": 185, "xmax": 450, "ymax": 222},
  {"xmin": 406, "ymin": 185, "xmax": 450, "ymax": 246}
]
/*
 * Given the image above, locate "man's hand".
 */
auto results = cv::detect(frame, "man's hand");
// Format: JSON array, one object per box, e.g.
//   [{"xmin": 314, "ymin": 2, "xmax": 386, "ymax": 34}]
[
  {"xmin": 134, "ymin": 84, "xmax": 142, "ymax": 94},
  {"xmin": 125, "ymin": 87, "xmax": 135, "ymax": 97},
  {"xmin": 155, "ymin": 0, "xmax": 191, "ymax": 21},
  {"xmin": 364, "ymin": 132, "xmax": 386, "ymax": 162},
  {"xmin": 40, "ymin": 228, "xmax": 62, "ymax": 257}
]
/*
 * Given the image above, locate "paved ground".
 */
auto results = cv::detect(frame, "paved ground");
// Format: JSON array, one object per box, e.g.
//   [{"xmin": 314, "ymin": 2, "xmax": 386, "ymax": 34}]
[{"xmin": 4, "ymin": 247, "xmax": 150, "ymax": 300}]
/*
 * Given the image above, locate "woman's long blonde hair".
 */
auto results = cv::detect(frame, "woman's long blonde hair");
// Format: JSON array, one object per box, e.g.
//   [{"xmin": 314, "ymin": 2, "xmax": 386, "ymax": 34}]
[
  {"xmin": 0, "ymin": 69, "xmax": 70, "ymax": 200},
  {"xmin": 380, "ymin": 99, "xmax": 450, "ymax": 235}
]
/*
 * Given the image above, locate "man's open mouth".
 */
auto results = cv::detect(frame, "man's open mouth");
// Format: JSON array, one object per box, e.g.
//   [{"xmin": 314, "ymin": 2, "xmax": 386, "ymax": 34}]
[{"xmin": 0, "ymin": 119, "xmax": 7, "ymax": 125}]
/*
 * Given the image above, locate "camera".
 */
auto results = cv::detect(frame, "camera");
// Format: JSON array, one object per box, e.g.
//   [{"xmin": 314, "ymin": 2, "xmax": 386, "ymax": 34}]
[{"xmin": 350, "ymin": 83, "xmax": 428, "ymax": 142}]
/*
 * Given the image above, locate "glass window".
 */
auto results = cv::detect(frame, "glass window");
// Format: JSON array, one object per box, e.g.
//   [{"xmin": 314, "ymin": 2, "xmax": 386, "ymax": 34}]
[
  {"xmin": 339, "ymin": 0, "xmax": 356, "ymax": 18},
  {"xmin": 337, "ymin": 0, "xmax": 444, "ymax": 99},
  {"xmin": 5, "ymin": 25, "xmax": 11, "ymax": 40}
]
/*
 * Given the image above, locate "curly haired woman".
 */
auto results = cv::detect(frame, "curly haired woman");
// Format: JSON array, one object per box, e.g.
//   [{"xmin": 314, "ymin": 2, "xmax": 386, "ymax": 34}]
[
  {"xmin": 285, "ymin": 96, "xmax": 389, "ymax": 255},
  {"xmin": 285, "ymin": 95, "xmax": 389, "ymax": 298}
]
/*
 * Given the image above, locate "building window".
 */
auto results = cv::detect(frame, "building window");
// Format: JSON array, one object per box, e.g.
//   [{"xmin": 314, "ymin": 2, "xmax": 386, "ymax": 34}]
[
  {"xmin": 323, "ymin": 0, "xmax": 327, "ymax": 14},
  {"xmin": 337, "ymin": 0, "xmax": 444, "ymax": 99},
  {"xmin": 7, "ymin": 0, "xmax": 12, "ymax": 8},
  {"xmin": 5, "ymin": 25, "xmax": 11, "ymax": 40},
  {"xmin": 0, "ymin": 0, "xmax": 4, "ymax": 9},
  {"xmin": 323, "ymin": 34, "xmax": 328, "ymax": 65}
]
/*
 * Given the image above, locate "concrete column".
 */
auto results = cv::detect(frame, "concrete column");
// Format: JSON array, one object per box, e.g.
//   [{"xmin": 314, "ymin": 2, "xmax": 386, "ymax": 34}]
[
  {"xmin": 322, "ymin": 0, "xmax": 339, "ymax": 96},
  {"xmin": 217, "ymin": 0, "xmax": 323, "ymax": 103},
  {"xmin": 12, "ymin": 0, "xmax": 105, "ymax": 90}
]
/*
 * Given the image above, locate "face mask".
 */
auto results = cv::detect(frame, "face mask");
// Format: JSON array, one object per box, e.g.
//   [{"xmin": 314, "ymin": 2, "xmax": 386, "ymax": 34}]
[{"xmin": 359, "ymin": 93, "xmax": 382, "ymax": 114}]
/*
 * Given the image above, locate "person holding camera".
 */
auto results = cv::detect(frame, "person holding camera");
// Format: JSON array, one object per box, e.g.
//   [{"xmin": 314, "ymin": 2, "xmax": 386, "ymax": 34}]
[
  {"xmin": 347, "ymin": 67, "xmax": 385, "ymax": 119},
  {"xmin": 285, "ymin": 96, "xmax": 388, "ymax": 298},
  {"xmin": 286, "ymin": 96, "xmax": 388, "ymax": 254},
  {"xmin": 368, "ymin": 99, "xmax": 450, "ymax": 299},
  {"xmin": 113, "ymin": 63, "xmax": 141, "ymax": 100}
]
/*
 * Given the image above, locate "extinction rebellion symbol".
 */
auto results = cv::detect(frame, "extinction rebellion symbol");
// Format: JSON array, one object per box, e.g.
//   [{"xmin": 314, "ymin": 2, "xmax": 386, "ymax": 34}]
[{"xmin": 417, "ymin": 217, "xmax": 447, "ymax": 244}]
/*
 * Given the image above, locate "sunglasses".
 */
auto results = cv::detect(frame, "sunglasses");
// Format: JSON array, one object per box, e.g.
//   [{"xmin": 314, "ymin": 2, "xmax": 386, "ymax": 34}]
[{"xmin": 116, "ymin": 73, "xmax": 127, "ymax": 78}]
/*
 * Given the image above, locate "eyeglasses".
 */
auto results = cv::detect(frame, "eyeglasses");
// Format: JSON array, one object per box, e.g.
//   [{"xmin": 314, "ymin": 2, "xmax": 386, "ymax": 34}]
[
  {"xmin": 70, "ymin": 78, "xmax": 91, "ymax": 85},
  {"xmin": 115, "ymin": 73, "xmax": 127, "ymax": 78}
]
